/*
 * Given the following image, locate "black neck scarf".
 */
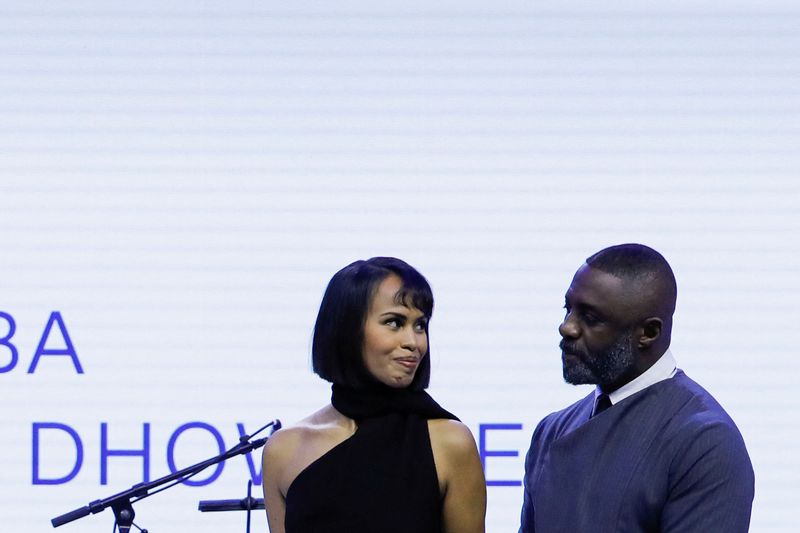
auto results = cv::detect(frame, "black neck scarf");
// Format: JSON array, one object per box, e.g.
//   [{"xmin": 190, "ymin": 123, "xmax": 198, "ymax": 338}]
[{"xmin": 331, "ymin": 383, "xmax": 459, "ymax": 422}]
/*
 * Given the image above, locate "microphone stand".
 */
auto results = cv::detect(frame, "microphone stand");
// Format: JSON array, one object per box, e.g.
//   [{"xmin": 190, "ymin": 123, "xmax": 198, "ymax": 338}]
[
  {"xmin": 198, "ymin": 480, "xmax": 265, "ymax": 533},
  {"xmin": 50, "ymin": 420, "xmax": 281, "ymax": 532}
]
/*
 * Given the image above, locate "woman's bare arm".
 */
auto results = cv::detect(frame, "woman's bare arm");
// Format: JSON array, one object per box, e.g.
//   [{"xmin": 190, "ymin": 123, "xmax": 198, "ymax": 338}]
[
  {"xmin": 261, "ymin": 430, "xmax": 292, "ymax": 533},
  {"xmin": 430, "ymin": 420, "xmax": 487, "ymax": 533}
]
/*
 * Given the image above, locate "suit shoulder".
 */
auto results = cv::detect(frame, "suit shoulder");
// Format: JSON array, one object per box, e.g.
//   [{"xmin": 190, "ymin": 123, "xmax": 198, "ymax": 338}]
[
  {"xmin": 668, "ymin": 372, "xmax": 742, "ymax": 431},
  {"xmin": 660, "ymin": 375, "xmax": 752, "ymax": 469}
]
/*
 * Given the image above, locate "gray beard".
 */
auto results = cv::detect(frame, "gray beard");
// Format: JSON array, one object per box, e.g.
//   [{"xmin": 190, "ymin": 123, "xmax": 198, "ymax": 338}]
[{"xmin": 562, "ymin": 331, "xmax": 635, "ymax": 387}]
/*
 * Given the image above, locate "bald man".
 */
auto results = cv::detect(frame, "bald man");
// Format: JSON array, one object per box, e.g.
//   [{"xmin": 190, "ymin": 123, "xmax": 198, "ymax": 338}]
[{"xmin": 520, "ymin": 244, "xmax": 754, "ymax": 533}]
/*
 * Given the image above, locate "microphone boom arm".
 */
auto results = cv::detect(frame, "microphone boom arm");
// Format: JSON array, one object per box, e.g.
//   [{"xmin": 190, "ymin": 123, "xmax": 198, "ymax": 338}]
[{"xmin": 50, "ymin": 419, "xmax": 281, "ymax": 532}]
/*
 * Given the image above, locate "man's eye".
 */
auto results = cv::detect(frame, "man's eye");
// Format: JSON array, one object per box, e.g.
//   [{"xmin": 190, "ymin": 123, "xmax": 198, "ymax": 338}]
[{"xmin": 583, "ymin": 313, "xmax": 599, "ymax": 325}]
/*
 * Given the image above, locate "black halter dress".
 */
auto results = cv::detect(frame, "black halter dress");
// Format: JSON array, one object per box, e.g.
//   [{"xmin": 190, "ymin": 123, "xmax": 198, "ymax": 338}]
[{"xmin": 283, "ymin": 384, "xmax": 459, "ymax": 533}]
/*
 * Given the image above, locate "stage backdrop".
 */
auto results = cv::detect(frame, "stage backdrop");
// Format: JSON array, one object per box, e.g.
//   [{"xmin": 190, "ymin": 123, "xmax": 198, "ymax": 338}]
[{"xmin": 1, "ymin": 1, "xmax": 798, "ymax": 532}]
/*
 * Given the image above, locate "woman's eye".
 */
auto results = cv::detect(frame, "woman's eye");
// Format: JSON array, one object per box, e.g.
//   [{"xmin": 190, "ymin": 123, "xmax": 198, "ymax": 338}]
[
  {"xmin": 414, "ymin": 321, "xmax": 427, "ymax": 332},
  {"xmin": 384, "ymin": 318, "xmax": 401, "ymax": 328}
]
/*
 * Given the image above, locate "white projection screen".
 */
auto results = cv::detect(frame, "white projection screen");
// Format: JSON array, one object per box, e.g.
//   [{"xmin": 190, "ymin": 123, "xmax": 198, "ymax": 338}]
[{"xmin": 1, "ymin": 1, "xmax": 798, "ymax": 532}]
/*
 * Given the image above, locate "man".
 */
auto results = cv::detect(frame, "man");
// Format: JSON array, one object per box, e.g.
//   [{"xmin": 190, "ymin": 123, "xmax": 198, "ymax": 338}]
[{"xmin": 520, "ymin": 244, "xmax": 754, "ymax": 532}]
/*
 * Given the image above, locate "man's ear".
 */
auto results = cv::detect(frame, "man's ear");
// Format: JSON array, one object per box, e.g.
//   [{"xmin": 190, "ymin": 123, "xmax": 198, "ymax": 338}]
[{"xmin": 638, "ymin": 317, "xmax": 663, "ymax": 349}]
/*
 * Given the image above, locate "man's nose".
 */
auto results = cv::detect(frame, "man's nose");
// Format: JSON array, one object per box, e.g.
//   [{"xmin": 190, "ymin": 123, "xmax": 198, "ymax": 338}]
[{"xmin": 559, "ymin": 313, "xmax": 579, "ymax": 339}]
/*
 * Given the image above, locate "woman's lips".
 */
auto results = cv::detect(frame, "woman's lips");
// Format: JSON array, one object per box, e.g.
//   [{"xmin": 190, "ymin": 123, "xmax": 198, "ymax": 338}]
[{"xmin": 395, "ymin": 358, "xmax": 419, "ymax": 369}]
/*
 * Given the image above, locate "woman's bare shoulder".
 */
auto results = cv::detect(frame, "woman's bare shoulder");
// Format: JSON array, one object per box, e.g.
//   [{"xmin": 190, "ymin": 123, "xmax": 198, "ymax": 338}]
[
  {"xmin": 428, "ymin": 419, "xmax": 478, "ymax": 455},
  {"xmin": 263, "ymin": 404, "xmax": 356, "ymax": 494},
  {"xmin": 427, "ymin": 419, "xmax": 482, "ymax": 497},
  {"xmin": 266, "ymin": 405, "xmax": 345, "ymax": 453}
]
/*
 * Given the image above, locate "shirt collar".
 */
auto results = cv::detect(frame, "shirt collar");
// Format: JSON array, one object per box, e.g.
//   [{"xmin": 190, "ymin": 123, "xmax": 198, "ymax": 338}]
[{"xmin": 595, "ymin": 349, "xmax": 677, "ymax": 405}]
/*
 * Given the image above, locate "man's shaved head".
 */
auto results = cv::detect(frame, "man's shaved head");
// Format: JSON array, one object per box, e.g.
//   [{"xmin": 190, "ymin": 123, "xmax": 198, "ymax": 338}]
[{"xmin": 586, "ymin": 243, "xmax": 677, "ymax": 328}]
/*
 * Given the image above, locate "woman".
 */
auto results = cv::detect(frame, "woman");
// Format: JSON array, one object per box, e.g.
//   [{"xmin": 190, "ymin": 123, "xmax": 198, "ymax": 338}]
[{"xmin": 262, "ymin": 257, "xmax": 486, "ymax": 533}]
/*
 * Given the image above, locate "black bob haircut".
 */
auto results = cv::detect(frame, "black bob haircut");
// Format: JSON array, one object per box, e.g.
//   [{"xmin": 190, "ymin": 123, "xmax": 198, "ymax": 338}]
[{"xmin": 312, "ymin": 257, "xmax": 434, "ymax": 390}]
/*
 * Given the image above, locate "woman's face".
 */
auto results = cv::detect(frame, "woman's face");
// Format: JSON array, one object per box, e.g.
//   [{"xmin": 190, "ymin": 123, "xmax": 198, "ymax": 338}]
[{"xmin": 362, "ymin": 274, "xmax": 429, "ymax": 388}]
